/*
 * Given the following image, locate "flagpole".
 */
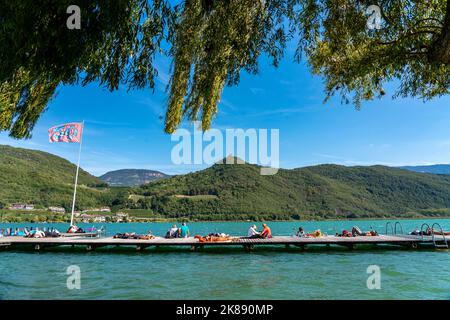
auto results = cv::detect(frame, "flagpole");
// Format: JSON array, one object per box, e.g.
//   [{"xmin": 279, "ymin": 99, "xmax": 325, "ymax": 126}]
[{"xmin": 70, "ymin": 121, "xmax": 84, "ymax": 226}]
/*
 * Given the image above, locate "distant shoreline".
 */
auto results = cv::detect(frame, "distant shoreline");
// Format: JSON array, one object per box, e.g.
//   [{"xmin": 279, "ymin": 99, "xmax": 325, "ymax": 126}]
[{"xmin": 1, "ymin": 215, "xmax": 449, "ymax": 224}]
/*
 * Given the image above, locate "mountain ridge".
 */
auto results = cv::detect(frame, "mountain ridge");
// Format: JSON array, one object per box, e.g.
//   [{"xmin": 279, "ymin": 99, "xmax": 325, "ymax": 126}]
[
  {"xmin": 399, "ymin": 164, "xmax": 450, "ymax": 174},
  {"xmin": 129, "ymin": 160, "xmax": 450, "ymax": 220},
  {"xmin": 99, "ymin": 169, "xmax": 169, "ymax": 186},
  {"xmin": 3, "ymin": 144, "xmax": 450, "ymax": 220}
]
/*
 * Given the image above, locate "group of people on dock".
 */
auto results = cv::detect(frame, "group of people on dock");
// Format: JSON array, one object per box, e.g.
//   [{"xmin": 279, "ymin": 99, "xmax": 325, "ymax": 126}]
[
  {"xmin": 0, "ymin": 223, "xmax": 385, "ymax": 240},
  {"xmin": 165, "ymin": 223, "xmax": 191, "ymax": 238},
  {"xmin": 247, "ymin": 224, "xmax": 272, "ymax": 238},
  {"xmin": 0, "ymin": 227, "xmax": 61, "ymax": 238},
  {"xmin": 294, "ymin": 226, "xmax": 378, "ymax": 238},
  {"xmin": 2, "ymin": 223, "xmax": 449, "ymax": 241},
  {"xmin": 0, "ymin": 225, "xmax": 101, "ymax": 238},
  {"xmin": 120, "ymin": 223, "xmax": 379, "ymax": 241}
]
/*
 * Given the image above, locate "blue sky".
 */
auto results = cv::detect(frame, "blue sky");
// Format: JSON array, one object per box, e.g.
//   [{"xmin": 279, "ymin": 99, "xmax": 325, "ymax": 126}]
[{"xmin": 2, "ymin": 49, "xmax": 450, "ymax": 176}]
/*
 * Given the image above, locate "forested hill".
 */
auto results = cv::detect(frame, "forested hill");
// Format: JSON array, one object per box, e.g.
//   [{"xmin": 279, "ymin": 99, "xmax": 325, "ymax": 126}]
[
  {"xmin": 99, "ymin": 169, "xmax": 169, "ymax": 186},
  {"xmin": 129, "ymin": 160, "xmax": 450, "ymax": 220},
  {"xmin": 3, "ymin": 145, "xmax": 450, "ymax": 220},
  {"xmin": 0, "ymin": 145, "xmax": 110, "ymax": 209}
]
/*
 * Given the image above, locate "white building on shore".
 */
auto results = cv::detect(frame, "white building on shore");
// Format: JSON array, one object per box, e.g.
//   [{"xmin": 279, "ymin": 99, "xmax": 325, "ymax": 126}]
[
  {"xmin": 48, "ymin": 206, "xmax": 66, "ymax": 213},
  {"xmin": 9, "ymin": 203, "xmax": 35, "ymax": 210}
]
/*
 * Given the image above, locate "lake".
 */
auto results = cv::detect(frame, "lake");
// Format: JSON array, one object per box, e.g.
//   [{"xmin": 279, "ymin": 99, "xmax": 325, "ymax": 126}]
[{"xmin": 1, "ymin": 219, "xmax": 449, "ymax": 300}]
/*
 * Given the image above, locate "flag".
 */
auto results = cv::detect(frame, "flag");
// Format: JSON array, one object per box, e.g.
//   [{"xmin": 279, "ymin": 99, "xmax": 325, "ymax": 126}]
[{"xmin": 48, "ymin": 122, "xmax": 83, "ymax": 143}]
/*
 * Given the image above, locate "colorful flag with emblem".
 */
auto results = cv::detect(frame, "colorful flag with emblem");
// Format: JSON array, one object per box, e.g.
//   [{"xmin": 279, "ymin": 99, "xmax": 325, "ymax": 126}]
[
  {"xmin": 48, "ymin": 121, "xmax": 85, "ymax": 226},
  {"xmin": 48, "ymin": 122, "xmax": 83, "ymax": 143}
]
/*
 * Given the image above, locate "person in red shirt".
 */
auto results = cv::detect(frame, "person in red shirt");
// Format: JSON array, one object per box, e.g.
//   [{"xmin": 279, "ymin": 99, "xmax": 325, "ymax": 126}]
[{"xmin": 260, "ymin": 223, "xmax": 272, "ymax": 238}]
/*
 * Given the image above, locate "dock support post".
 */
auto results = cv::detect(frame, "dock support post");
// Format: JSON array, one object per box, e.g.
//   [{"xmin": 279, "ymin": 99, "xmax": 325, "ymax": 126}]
[
  {"xmin": 86, "ymin": 244, "xmax": 96, "ymax": 251},
  {"xmin": 34, "ymin": 244, "xmax": 43, "ymax": 251},
  {"xmin": 190, "ymin": 245, "xmax": 198, "ymax": 252},
  {"xmin": 285, "ymin": 244, "xmax": 290, "ymax": 249},
  {"xmin": 294, "ymin": 244, "xmax": 305, "ymax": 250},
  {"xmin": 243, "ymin": 244, "xmax": 254, "ymax": 252},
  {"xmin": 136, "ymin": 245, "xmax": 149, "ymax": 252},
  {"xmin": 410, "ymin": 242, "xmax": 418, "ymax": 249}
]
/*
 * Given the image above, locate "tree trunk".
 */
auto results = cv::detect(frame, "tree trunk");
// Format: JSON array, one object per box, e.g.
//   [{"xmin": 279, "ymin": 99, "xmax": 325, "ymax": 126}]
[{"xmin": 428, "ymin": 0, "xmax": 450, "ymax": 64}]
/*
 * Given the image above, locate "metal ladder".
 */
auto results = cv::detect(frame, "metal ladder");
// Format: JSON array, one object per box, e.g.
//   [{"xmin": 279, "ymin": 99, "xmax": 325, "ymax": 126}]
[
  {"xmin": 431, "ymin": 222, "xmax": 449, "ymax": 249},
  {"xmin": 385, "ymin": 222, "xmax": 394, "ymax": 235},
  {"xmin": 385, "ymin": 221, "xmax": 403, "ymax": 235},
  {"xmin": 420, "ymin": 222, "xmax": 430, "ymax": 244},
  {"xmin": 420, "ymin": 223, "xmax": 449, "ymax": 249},
  {"xmin": 394, "ymin": 222, "xmax": 403, "ymax": 235}
]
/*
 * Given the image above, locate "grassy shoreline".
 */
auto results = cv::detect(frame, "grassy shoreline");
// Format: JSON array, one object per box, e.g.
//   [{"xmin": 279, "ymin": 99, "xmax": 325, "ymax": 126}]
[{"xmin": 1, "ymin": 210, "xmax": 450, "ymax": 224}]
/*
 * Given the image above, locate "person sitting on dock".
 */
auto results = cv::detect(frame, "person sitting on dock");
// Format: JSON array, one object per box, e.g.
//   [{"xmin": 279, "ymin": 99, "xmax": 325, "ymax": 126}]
[
  {"xmin": 195, "ymin": 233, "xmax": 233, "ymax": 242},
  {"xmin": 415, "ymin": 227, "xmax": 450, "ymax": 236},
  {"xmin": 45, "ymin": 228, "xmax": 61, "ymax": 237},
  {"xmin": 433, "ymin": 229, "xmax": 450, "ymax": 235},
  {"xmin": 15, "ymin": 228, "xmax": 26, "ymax": 237},
  {"xmin": 137, "ymin": 232, "xmax": 156, "ymax": 240},
  {"xmin": 67, "ymin": 225, "xmax": 79, "ymax": 233},
  {"xmin": 27, "ymin": 228, "xmax": 45, "ymax": 238},
  {"xmin": 260, "ymin": 223, "xmax": 272, "ymax": 239},
  {"xmin": 352, "ymin": 226, "xmax": 378, "ymax": 237},
  {"xmin": 308, "ymin": 229, "xmax": 323, "ymax": 238},
  {"xmin": 180, "ymin": 223, "xmax": 190, "ymax": 238},
  {"xmin": 166, "ymin": 225, "xmax": 180, "ymax": 238},
  {"xmin": 336, "ymin": 229, "xmax": 352, "ymax": 237},
  {"xmin": 247, "ymin": 225, "xmax": 259, "ymax": 238},
  {"xmin": 296, "ymin": 227, "xmax": 307, "ymax": 237},
  {"xmin": 67, "ymin": 225, "xmax": 85, "ymax": 234}
]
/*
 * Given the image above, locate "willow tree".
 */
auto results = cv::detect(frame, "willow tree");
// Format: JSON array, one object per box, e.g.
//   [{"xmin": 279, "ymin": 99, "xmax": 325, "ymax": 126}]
[
  {"xmin": 0, "ymin": 0, "xmax": 173, "ymax": 138},
  {"xmin": 1, "ymin": 0, "xmax": 450, "ymax": 138}
]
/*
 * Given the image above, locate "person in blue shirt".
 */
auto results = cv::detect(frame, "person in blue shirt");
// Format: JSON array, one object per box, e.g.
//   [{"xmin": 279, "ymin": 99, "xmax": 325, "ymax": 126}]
[{"xmin": 179, "ymin": 222, "xmax": 190, "ymax": 238}]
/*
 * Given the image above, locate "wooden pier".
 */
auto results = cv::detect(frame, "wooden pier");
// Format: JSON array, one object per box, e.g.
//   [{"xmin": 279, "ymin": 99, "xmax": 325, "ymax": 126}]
[{"xmin": 0, "ymin": 234, "xmax": 448, "ymax": 252}]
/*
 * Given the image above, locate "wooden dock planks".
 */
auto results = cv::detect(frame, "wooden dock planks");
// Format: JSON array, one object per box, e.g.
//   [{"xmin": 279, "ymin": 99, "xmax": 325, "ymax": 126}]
[{"xmin": 0, "ymin": 234, "xmax": 448, "ymax": 251}]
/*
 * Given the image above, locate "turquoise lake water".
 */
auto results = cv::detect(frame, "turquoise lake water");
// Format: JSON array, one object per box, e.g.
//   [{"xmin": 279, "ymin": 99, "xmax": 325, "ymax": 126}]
[{"xmin": 1, "ymin": 219, "xmax": 449, "ymax": 300}]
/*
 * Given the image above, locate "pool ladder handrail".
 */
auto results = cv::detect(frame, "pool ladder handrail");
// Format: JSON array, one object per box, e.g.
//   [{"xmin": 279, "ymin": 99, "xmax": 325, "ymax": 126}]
[
  {"xmin": 431, "ymin": 222, "xmax": 449, "ymax": 249},
  {"xmin": 420, "ymin": 223, "xmax": 430, "ymax": 241},
  {"xmin": 394, "ymin": 222, "xmax": 403, "ymax": 235},
  {"xmin": 420, "ymin": 222, "xmax": 449, "ymax": 249},
  {"xmin": 385, "ymin": 222, "xmax": 404, "ymax": 235},
  {"xmin": 385, "ymin": 222, "xmax": 394, "ymax": 235}
]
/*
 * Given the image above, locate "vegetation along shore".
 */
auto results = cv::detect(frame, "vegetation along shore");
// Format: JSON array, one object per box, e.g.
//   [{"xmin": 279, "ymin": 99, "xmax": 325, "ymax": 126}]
[{"xmin": 3, "ymin": 145, "xmax": 450, "ymax": 223}]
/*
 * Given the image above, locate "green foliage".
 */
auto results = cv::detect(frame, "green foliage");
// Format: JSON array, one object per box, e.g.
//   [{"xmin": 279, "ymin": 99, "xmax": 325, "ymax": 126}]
[
  {"xmin": 165, "ymin": 0, "xmax": 288, "ymax": 132},
  {"xmin": 0, "ymin": 0, "xmax": 173, "ymax": 138},
  {"xmin": 0, "ymin": 209, "xmax": 70, "ymax": 223},
  {"xmin": 99, "ymin": 169, "xmax": 169, "ymax": 186},
  {"xmin": 129, "ymin": 160, "xmax": 450, "ymax": 219},
  {"xmin": 304, "ymin": 0, "xmax": 450, "ymax": 107},
  {"xmin": 4, "ymin": 145, "xmax": 450, "ymax": 221},
  {"xmin": 0, "ymin": 145, "xmax": 114, "ymax": 210},
  {"xmin": 413, "ymin": 208, "xmax": 450, "ymax": 217},
  {"xmin": 3, "ymin": 1, "xmax": 450, "ymax": 138}
]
